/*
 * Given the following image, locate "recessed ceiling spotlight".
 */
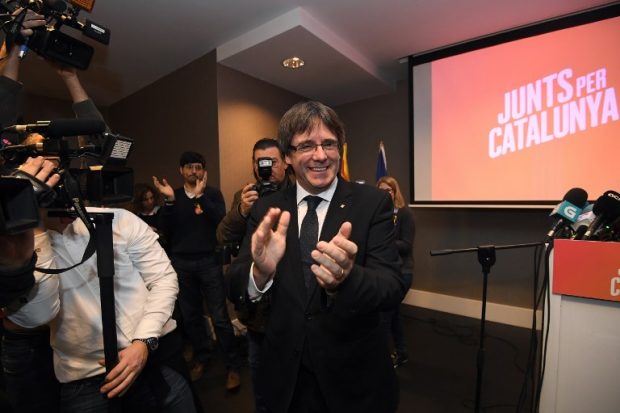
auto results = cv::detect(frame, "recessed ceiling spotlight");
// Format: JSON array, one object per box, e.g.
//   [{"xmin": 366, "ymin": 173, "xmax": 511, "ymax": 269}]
[{"xmin": 282, "ymin": 57, "xmax": 305, "ymax": 69}]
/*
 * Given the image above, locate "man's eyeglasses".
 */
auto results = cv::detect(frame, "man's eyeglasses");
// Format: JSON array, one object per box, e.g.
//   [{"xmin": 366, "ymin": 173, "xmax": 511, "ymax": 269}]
[
  {"xmin": 289, "ymin": 140, "xmax": 339, "ymax": 154},
  {"xmin": 183, "ymin": 163, "xmax": 204, "ymax": 171}
]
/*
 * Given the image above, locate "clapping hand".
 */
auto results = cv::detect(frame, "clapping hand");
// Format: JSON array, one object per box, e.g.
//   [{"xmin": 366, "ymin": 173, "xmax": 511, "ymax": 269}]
[
  {"xmin": 311, "ymin": 222, "xmax": 358, "ymax": 290},
  {"xmin": 251, "ymin": 208, "xmax": 290, "ymax": 289},
  {"xmin": 152, "ymin": 176, "xmax": 174, "ymax": 201}
]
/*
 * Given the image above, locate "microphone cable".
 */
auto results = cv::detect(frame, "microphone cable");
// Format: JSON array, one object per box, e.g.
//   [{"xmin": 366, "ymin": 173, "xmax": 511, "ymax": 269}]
[{"xmin": 516, "ymin": 240, "xmax": 546, "ymax": 412}]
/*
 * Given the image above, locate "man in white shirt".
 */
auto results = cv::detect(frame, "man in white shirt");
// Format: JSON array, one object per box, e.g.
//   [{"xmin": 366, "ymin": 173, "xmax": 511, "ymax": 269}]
[
  {"xmin": 2, "ymin": 156, "xmax": 197, "ymax": 412},
  {"xmin": 38, "ymin": 207, "xmax": 196, "ymax": 412}
]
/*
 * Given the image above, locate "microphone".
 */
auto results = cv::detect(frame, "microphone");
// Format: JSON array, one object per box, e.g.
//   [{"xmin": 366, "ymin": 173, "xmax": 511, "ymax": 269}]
[
  {"xmin": 572, "ymin": 204, "xmax": 596, "ymax": 240},
  {"xmin": 607, "ymin": 216, "xmax": 620, "ymax": 242},
  {"xmin": 2, "ymin": 119, "xmax": 106, "ymax": 137},
  {"xmin": 582, "ymin": 190, "xmax": 620, "ymax": 240},
  {"xmin": 546, "ymin": 187, "xmax": 588, "ymax": 241},
  {"xmin": 0, "ymin": 140, "xmax": 63, "ymax": 155},
  {"xmin": 571, "ymin": 204, "xmax": 594, "ymax": 240},
  {"xmin": 18, "ymin": 39, "xmax": 29, "ymax": 59}
]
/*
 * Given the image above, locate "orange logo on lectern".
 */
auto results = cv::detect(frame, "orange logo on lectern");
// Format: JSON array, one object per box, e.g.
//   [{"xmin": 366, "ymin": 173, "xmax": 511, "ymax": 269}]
[{"xmin": 553, "ymin": 240, "xmax": 620, "ymax": 303}]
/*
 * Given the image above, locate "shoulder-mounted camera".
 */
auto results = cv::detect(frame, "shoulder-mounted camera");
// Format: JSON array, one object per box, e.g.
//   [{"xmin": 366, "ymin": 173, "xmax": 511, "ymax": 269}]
[
  {"xmin": 0, "ymin": 0, "xmax": 110, "ymax": 69},
  {"xmin": 0, "ymin": 119, "xmax": 134, "ymax": 235}
]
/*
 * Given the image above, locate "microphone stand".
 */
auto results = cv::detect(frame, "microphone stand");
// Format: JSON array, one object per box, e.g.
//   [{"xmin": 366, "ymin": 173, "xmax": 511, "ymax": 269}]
[{"xmin": 430, "ymin": 241, "xmax": 542, "ymax": 413}]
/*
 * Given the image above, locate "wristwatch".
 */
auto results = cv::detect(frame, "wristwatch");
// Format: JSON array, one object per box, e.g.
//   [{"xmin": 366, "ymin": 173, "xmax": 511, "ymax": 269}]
[{"xmin": 133, "ymin": 337, "xmax": 159, "ymax": 353}]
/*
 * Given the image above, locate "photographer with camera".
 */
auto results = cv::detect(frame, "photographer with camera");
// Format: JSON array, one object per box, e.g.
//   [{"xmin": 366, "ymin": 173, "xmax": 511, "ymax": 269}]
[
  {"xmin": 217, "ymin": 137, "xmax": 291, "ymax": 412},
  {"xmin": 216, "ymin": 137, "xmax": 291, "ymax": 245}
]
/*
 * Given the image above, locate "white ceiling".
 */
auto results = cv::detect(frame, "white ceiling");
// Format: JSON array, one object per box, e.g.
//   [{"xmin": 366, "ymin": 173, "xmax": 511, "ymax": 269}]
[{"xmin": 16, "ymin": 0, "xmax": 618, "ymax": 107}]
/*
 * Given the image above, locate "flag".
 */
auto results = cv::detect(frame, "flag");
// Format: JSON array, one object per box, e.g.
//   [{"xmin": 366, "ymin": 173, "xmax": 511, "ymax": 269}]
[
  {"xmin": 340, "ymin": 142, "xmax": 350, "ymax": 181},
  {"xmin": 376, "ymin": 141, "xmax": 387, "ymax": 182}
]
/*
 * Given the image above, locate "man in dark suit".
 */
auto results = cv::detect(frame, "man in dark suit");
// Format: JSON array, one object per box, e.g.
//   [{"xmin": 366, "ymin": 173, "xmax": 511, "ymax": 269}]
[{"xmin": 227, "ymin": 101, "xmax": 407, "ymax": 413}]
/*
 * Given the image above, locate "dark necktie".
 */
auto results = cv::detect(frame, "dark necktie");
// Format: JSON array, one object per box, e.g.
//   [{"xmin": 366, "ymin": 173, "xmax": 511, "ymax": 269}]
[{"xmin": 300, "ymin": 196, "xmax": 322, "ymax": 290}]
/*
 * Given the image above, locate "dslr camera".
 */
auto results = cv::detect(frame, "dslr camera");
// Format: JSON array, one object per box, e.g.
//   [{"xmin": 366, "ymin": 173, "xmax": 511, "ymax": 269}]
[
  {"xmin": 254, "ymin": 157, "xmax": 278, "ymax": 197},
  {"xmin": 0, "ymin": 119, "xmax": 134, "ymax": 235},
  {"xmin": 0, "ymin": 0, "xmax": 110, "ymax": 70}
]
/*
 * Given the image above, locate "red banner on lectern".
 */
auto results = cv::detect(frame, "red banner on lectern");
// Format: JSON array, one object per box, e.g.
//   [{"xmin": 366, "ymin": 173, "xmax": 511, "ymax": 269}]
[{"xmin": 553, "ymin": 239, "xmax": 620, "ymax": 302}]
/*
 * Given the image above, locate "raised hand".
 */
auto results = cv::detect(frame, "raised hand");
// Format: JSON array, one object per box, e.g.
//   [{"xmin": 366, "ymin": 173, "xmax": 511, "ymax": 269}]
[
  {"xmin": 239, "ymin": 183, "xmax": 259, "ymax": 217},
  {"xmin": 152, "ymin": 176, "xmax": 174, "ymax": 201},
  {"xmin": 193, "ymin": 170, "xmax": 208, "ymax": 198},
  {"xmin": 251, "ymin": 208, "xmax": 290, "ymax": 289},
  {"xmin": 311, "ymin": 221, "xmax": 358, "ymax": 290}
]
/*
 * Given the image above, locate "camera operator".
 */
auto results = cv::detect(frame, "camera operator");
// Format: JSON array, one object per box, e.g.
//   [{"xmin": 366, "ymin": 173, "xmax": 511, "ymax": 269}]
[
  {"xmin": 38, "ymin": 206, "xmax": 196, "ymax": 412},
  {"xmin": 0, "ymin": 157, "xmax": 60, "ymax": 274},
  {"xmin": 217, "ymin": 137, "xmax": 292, "ymax": 412},
  {"xmin": 2, "ymin": 166, "xmax": 197, "ymax": 413},
  {"xmin": 0, "ymin": 10, "xmax": 59, "ymax": 413},
  {"xmin": 2, "ymin": 15, "xmax": 196, "ymax": 411},
  {"xmin": 0, "ymin": 157, "xmax": 60, "ymax": 309},
  {"xmin": 0, "ymin": 8, "xmax": 45, "ymax": 132},
  {"xmin": 2, "ymin": 162, "xmax": 197, "ymax": 412},
  {"xmin": 0, "ymin": 156, "xmax": 61, "ymax": 413}
]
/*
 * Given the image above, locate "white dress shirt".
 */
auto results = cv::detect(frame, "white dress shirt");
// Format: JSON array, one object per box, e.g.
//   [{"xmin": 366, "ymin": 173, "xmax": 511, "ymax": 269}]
[
  {"xmin": 12, "ymin": 208, "xmax": 178, "ymax": 383},
  {"xmin": 6, "ymin": 232, "xmax": 59, "ymax": 328}
]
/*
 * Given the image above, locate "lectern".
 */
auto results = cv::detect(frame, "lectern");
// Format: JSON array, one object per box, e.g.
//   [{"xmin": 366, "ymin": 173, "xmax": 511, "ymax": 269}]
[{"xmin": 540, "ymin": 239, "xmax": 620, "ymax": 413}]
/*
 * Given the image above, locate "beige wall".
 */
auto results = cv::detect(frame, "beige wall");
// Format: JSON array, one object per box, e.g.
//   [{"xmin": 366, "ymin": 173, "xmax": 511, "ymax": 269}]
[
  {"xmin": 336, "ymin": 80, "xmax": 410, "ymax": 200},
  {"xmin": 216, "ymin": 65, "xmax": 303, "ymax": 207},
  {"xmin": 108, "ymin": 51, "xmax": 220, "ymax": 190}
]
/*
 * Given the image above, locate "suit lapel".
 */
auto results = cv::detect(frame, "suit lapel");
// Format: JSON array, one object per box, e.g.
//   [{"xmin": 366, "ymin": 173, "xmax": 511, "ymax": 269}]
[{"xmin": 320, "ymin": 179, "xmax": 352, "ymax": 242}]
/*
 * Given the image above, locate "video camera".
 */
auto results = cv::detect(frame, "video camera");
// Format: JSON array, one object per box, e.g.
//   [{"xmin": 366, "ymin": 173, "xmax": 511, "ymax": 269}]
[
  {"xmin": 0, "ymin": 119, "xmax": 134, "ymax": 235},
  {"xmin": 254, "ymin": 157, "xmax": 278, "ymax": 197},
  {"xmin": 0, "ymin": 0, "xmax": 110, "ymax": 70}
]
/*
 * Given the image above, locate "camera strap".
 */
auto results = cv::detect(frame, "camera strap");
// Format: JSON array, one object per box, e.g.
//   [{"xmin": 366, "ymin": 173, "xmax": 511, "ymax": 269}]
[{"xmin": 35, "ymin": 170, "xmax": 97, "ymax": 274}]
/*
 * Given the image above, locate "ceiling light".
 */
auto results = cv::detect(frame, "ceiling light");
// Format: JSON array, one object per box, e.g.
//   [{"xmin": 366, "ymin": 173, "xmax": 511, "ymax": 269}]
[{"xmin": 282, "ymin": 57, "xmax": 305, "ymax": 69}]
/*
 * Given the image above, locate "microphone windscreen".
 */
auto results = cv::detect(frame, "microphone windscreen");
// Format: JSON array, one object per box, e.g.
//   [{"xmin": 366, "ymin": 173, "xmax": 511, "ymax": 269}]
[
  {"xmin": 573, "ymin": 225, "xmax": 588, "ymax": 240},
  {"xmin": 44, "ymin": 0, "xmax": 67, "ymax": 12},
  {"xmin": 571, "ymin": 204, "xmax": 594, "ymax": 231},
  {"xmin": 593, "ymin": 190, "xmax": 620, "ymax": 217},
  {"xmin": 47, "ymin": 119, "xmax": 106, "ymax": 137},
  {"xmin": 562, "ymin": 187, "xmax": 588, "ymax": 208}
]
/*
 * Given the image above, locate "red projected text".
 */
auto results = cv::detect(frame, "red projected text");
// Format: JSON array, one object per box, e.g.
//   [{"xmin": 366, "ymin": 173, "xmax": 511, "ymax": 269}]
[{"xmin": 488, "ymin": 67, "xmax": 618, "ymax": 159}]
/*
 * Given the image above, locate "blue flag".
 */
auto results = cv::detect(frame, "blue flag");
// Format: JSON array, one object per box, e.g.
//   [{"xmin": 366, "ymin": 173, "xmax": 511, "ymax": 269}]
[{"xmin": 376, "ymin": 141, "xmax": 387, "ymax": 182}]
